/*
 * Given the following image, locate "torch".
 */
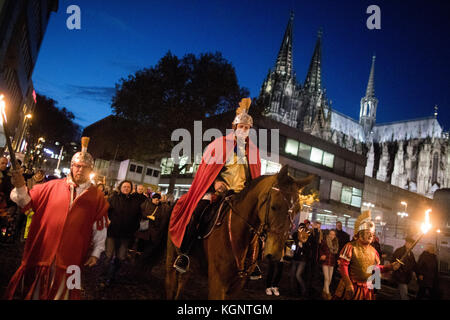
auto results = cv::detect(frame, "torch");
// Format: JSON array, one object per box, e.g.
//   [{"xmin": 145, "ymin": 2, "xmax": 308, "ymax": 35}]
[
  {"xmin": 396, "ymin": 209, "xmax": 432, "ymax": 265},
  {"xmin": 0, "ymin": 94, "xmax": 18, "ymax": 170}
]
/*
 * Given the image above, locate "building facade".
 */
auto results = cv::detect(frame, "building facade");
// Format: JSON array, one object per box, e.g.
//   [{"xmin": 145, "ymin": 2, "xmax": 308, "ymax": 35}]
[
  {"xmin": 0, "ymin": 0, "xmax": 58, "ymax": 153},
  {"xmin": 260, "ymin": 13, "xmax": 450, "ymax": 199}
]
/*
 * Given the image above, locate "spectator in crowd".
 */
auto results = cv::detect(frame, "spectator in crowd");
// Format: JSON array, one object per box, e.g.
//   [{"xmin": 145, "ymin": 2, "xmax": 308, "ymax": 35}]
[
  {"xmin": 371, "ymin": 235, "xmax": 383, "ymax": 264},
  {"xmin": 265, "ymin": 259, "xmax": 284, "ymax": 297},
  {"xmin": 104, "ymin": 180, "xmax": 143, "ymax": 286},
  {"xmin": 319, "ymin": 229, "xmax": 339, "ymax": 300},
  {"xmin": 136, "ymin": 184, "xmax": 147, "ymax": 196},
  {"xmin": 335, "ymin": 221, "xmax": 350, "ymax": 253},
  {"xmin": 305, "ymin": 220, "xmax": 323, "ymax": 298},
  {"xmin": 416, "ymin": 243, "xmax": 440, "ymax": 300},
  {"xmin": 0, "ymin": 157, "xmax": 19, "ymax": 244},
  {"xmin": 134, "ymin": 193, "xmax": 171, "ymax": 269},
  {"xmin": 391, "ymin": 236, "xmax": 417, "ymax": 300},
  {"xmin": 135, "ymin": 184, "xmax": 148, "ymax": 202},
  {"xmin": 290, "ymin": 223, "xmax": 311, "ymax": 297}
]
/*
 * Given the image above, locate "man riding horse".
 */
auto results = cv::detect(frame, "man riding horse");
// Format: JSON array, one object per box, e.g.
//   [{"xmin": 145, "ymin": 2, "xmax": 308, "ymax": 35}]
[{"xmin": 170, "ymin": 98, "xmax": 262, "ymax": 274}]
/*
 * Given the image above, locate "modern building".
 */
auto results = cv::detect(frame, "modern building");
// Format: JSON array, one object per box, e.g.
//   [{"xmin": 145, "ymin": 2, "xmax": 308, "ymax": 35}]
[
  {"xmin": 0, "ymin": 0, "xmax": 59, "ymax": 153},
  {"xmin": 94, "ymin": 158, "xmax": 161, "ymax": 191}
]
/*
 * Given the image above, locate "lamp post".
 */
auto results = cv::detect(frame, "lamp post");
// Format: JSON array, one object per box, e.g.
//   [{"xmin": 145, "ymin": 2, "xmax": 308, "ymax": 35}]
[
  {"xmin": 395, "ymin": 201, "xmax": 408, "ymax": 238},
  {"xmin": 16, "ymin": 113, "xmax": 32, "ymax": 152}
]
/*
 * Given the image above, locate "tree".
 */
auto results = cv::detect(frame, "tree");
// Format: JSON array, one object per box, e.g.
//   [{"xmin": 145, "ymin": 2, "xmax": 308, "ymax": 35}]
[
  {"xmin": 111, "ymin": 51, "xmax": 251, "ymax": 194},
  {"xmin": 27, "ymin": 93, "xmax": 81, "ymax": 168}
]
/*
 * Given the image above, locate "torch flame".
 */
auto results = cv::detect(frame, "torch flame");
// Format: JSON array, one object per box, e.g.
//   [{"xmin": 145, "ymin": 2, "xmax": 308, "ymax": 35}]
[
  {"xmin": 0, "ymin": 94, "xmax": 6, "ymax": 123},
  {"xmin": 420, "ymin": 209, "xmax": 432, "ymax": 234}
]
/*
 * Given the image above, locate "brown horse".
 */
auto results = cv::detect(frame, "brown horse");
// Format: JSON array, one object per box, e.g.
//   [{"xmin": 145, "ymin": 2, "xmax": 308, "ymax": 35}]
[{"xmin": 165, "ymin": 165, "xmax": 315, "ymax": 299}]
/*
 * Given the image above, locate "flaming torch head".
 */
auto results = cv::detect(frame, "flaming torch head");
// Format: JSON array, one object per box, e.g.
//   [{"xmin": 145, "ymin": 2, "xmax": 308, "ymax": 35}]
[{"xmin": 420, "ymin": 209, "xmax": 432, "ymax": 234}]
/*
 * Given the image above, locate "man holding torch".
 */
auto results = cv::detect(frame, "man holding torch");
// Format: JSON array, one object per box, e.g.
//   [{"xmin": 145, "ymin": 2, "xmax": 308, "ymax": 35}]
[
  {"xmin": 4, "ymin": 137, "xmax": 109, "ymax": 300},
  {"xmin": 334, "ymin": 210, "xmax": 401, "ymax": 300}
]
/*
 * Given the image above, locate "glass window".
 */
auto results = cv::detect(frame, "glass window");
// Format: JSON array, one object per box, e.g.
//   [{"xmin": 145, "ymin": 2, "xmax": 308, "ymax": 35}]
[
  {"xmin": 330, "ymin": 181, "xmax": 342, "ymax": 201},
  {"xmin": 310, "ymin": 147, "xmax": 323, "ymax": 164},
  {"xmin": 129, "ymin": 164, "xmax": 136, "ymax": 172},
  {"xmin": 146, "ymin": 168, "xmax": 153, "ymax": 176},
  {"xmin": 285, "ymin": 139, "xmax": 299, "ymax": 156},
  {"xmin": 341, "ymin": 186, "xmax": 353, "ymax": 205},
  {"xmin": 161, "ymin": 158, "xmax": 174, "ymax": 175},
  {"xmin": 136, "ymin": 166, "xmax": 143, "ymax": 174},
  {"xmin": 298, "ymin": 143, "xmax": 311, "ymax": 159},
  {"xmin": 351, "ymin": 195, "xmax": 362, "ymax": 208},
  {"xmin": 153, "ymin": 170, "xmax": 160, "ymax": 178},
  {"xmin": 351, "ymin": 187, "xmax": 362, "ymax": 208},
  {"xmin": 322, "ymin": 152, "xmax": 334, "ymax": 168}
]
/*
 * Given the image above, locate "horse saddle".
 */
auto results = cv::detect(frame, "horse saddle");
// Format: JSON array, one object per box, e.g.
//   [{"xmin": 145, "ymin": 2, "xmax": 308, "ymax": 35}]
[{"xmin": 197, "ymin": 195, "xmax": 232, "ymax": 240}]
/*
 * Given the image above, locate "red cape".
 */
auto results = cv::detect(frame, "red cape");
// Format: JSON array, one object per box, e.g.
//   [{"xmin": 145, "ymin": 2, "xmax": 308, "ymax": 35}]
[
  {"xmin": 5, "ymin": 178, "xmax": 109, "ymax": 300},
  {"xmin": 169, "ymin": 132, "xmax": 261, "ymax": 248}
]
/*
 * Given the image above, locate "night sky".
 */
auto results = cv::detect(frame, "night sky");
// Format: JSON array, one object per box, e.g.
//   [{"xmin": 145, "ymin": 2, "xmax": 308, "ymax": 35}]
[{"xmin": 32, "ymin": 0, "xmax": 450, "ymax": 132}]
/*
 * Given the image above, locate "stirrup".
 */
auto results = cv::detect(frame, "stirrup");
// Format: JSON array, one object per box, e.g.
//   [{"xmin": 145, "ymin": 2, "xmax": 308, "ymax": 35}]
[
  {"xmin": 173, "ymin": 254, "xmax": 190, "ymax": 274},
  {"xmin": 249, "ymin": 264, "xmax": 263, "ymax": 280}
]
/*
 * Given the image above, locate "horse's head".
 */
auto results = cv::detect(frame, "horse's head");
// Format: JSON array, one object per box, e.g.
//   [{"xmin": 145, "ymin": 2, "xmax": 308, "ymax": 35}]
[{"xmin": 259, "ymin": 165, "xmax": 316, "ymax": 262}]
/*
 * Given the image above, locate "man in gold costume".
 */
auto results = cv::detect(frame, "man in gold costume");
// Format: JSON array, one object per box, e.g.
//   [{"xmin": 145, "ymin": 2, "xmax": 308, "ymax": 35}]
[{"xmin": 333, "ymin": 210, "xmax": 400, "ymax": 300}]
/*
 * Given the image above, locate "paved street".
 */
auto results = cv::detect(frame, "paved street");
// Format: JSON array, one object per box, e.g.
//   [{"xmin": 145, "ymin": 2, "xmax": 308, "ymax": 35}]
[{"xmin": 1, "ymin": 241, "xmax": 447, "ymax": 300}]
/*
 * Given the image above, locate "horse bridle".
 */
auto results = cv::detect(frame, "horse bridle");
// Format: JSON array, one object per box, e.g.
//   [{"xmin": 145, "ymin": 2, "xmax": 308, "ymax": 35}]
[{"xmin": 224, "ymin": 184, "xmax": 297, "ymax": 277}]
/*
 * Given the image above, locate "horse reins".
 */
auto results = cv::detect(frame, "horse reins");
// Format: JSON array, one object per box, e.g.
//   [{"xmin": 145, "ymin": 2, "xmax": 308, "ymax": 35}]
[{"xmin": 225, "ymin": 184, "xmax": 297, "ymax": 278}]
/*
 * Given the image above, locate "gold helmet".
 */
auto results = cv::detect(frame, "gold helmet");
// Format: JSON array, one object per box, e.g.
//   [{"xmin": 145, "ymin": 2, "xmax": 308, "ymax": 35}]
[
  {"xmin": 232, "ymin": 98, "xmax": 253, "ymax": 127},
  {"xmin": 354, "ymin": 210, "xmax": 375, "ymax": 234},
  {"xmin": 71, "ymin": 137, "xmax": 94, "ymax": 168}
]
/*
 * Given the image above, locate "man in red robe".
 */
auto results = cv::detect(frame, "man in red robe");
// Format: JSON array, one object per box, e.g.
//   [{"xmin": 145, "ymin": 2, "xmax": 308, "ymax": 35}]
[
  {"xmin": 171, "ymin": 98, "xmax": 261, "ymax": 273},
  {"xmin": 5, "ymin": 137, "xmax": 109, "ymax": 300}
]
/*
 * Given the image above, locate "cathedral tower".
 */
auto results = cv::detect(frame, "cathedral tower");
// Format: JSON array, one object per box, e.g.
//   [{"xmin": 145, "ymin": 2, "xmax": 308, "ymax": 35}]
[{"xmin": 359, "ymin": 55, "xmax": 378, "ymax": 138}]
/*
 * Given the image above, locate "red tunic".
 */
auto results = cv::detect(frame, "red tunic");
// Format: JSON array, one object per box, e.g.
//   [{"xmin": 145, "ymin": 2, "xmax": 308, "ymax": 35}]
[
  {"xmin": 169, "ymin": 132, "xmax": 261, "ymax": 248},
  {"xmin": 5, "ymin": 178, "xmax": 109, "ymax": 300}
]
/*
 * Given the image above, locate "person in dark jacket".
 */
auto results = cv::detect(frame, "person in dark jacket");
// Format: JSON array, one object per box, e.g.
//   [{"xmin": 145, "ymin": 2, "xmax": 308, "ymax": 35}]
[
  {"xmin": 391, "ymin": 236, "xmax": 417, "ymax": 300},
  {"xmin": 416, "ymin": 243, "xmax": 440, "ymax": 300},
  {"xmin": 103, "ymin": 180, "xmax": 142, "ymax": 285},
  {"xmin": 134, "ymin": 193, "xmax": 171, "ymax": 267},
  {"xmin": 290, "ymin": 223, "xmax": 311, "ymax": 297},
  {"xmin": 335, "ymin": 221, "xmax": 350, "ymax": 253}
]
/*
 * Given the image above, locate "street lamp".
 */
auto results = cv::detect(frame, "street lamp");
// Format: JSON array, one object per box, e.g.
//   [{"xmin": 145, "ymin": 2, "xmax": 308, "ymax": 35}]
[
  {"xmin": 395, "ymin": 201, "xmax": 408, "ymax": 238},
  {"xmin": 16, "ymin": 113, "xmax": 33, "ymax": 152}
]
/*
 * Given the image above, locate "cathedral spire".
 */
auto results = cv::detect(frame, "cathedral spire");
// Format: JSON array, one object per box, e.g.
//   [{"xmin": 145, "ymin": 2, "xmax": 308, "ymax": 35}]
[
  {"xmin": 360, "ymin": 55, "xmax": 379, "ymax": 137},
  {"xmin": 365, "ymin": 55, "xmax": 376, "ymax": 98},
  {"xmin": 275, "ymin": 11, "xmax": 294, "ymax": 77},
  {"xmin": 304, "ymin": 29, "xmax": 323, "ymax": 93}
]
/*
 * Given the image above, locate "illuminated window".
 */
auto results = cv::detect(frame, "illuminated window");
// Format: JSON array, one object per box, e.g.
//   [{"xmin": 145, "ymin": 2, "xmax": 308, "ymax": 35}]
[
  {"xmin": 330, "ymin": 181, "xmax": 342, "ymax": 201},
  {"xmin": 298, "ymin": 143, "xmax": 311, "ymax": 159},
  {"xmin": 285, "ymin": 139, "xmax": 299, "ymax": 156},
  {"xmin": 322, "ymin": 152, "xmax": 334, "ymax": 168},
  {"xmin": 310, "ymin": 147, "xmax": 323, "ymax": 164},
  {"xmin": 341, "ymin": 186, "xmax": 353, "ymax": 205}
]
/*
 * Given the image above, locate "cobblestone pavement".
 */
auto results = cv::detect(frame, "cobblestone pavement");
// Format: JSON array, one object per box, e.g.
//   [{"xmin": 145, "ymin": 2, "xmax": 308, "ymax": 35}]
[{"xmin": 1, "ymin": 241, "xmax": 448, "ymax": 300}]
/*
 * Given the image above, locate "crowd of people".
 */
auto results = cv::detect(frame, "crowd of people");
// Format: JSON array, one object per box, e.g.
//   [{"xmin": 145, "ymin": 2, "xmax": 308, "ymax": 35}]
[
  {"xmin": 262, "ymin": 217, "xmax": 441, "ymax": 300},
  {"xmin": 95, "ymin": 180, "xmax": 173, "ymax": 286}
]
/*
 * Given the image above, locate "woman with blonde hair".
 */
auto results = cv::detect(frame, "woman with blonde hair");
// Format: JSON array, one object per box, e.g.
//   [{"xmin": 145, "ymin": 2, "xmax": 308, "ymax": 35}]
[{"xmin": 319, "ymin": 229, "xmax": 339, "ymax": 300}]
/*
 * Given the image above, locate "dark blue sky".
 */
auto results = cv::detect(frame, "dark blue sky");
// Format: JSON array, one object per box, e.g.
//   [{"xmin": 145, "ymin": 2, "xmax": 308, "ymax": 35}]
[{"xmin": 33, "ymin": 0, "xmax": 450, "ymax": 131}]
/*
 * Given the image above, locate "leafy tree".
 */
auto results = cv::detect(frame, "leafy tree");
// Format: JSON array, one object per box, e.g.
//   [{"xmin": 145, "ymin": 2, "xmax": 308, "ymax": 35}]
[
  {"xmin": 27, "ymin": 93, "xmax": 81, "ymax": 167},
  {"xmin": 111, "ymin": 51, "xmax": 251, "ymax": 193}
]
